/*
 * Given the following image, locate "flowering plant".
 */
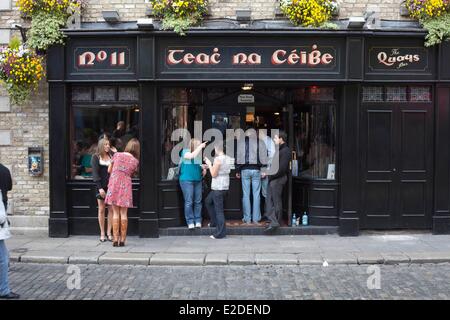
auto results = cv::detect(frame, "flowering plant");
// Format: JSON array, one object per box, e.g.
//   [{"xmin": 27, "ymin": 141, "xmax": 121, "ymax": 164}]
[
  {"xmin": 18, "ymin": 0, "xmax": 86, "ymax": 51},
  {"xmin": 150, "ymin": 0, "xmax": 209, "ymax": 35},
  {"xmin": 406, "ymin": 0, "xmax": 450, "ymax": 19},
  {"xmin": 406, "ymin": 0, "xmax": 450, "ymax": 46},
  {"xmin": 18, "ymin": 0, "xmax": 85, "ymax": 17},
  {"xmin": 0, "ymin": 38, "xmax": 44, "ymax": 105},
  {"xmin": 280, "ymin": 0, "xmax": 334, "ymax": 27}
]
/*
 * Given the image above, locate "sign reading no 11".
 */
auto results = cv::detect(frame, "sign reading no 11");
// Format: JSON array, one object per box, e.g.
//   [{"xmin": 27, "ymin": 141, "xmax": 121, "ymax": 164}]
[{"xmin": 78, "ymin": 50, "xmax": 126, "ymax": 67}]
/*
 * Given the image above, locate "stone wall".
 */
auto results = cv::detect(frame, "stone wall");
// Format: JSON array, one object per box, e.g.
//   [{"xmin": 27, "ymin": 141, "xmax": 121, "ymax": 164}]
[
  {"xmin": 80, "ymin": 0, "xmax": 409, "ymax": 22},
  {"xmin": 0, "ymin": 82, "xmax": 49, "ymax": 228}
]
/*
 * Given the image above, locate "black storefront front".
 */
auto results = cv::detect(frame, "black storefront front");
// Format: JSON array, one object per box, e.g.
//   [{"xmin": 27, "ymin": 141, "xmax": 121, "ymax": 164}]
[{"xmin": 47, "ymin": 23, "xmax": 450, "ymax": 238}]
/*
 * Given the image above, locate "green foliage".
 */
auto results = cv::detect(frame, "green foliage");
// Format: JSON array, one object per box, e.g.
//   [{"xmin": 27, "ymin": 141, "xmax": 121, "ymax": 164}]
[
  {"xmin": 26, "ymin": 11, "xmax": 66, "ymax": 51},
  {"xmin": 5, "ymin": 82, "xmax": 33, "ymax": 105},
  {"xmin": 161, "ymin": 14, "xmax": 198, "ymax": 36},
  {"xmin": 8, "ymin": 37, "xmax": 22, "ymax": 51},
  {"xmin": 319, "ymin": 21, "xmax": 339, "ymax": 29},
  {"xmin": 150, "ymin": 0, "xmax": 208, "ymax": 35},
  {"xmin": 421, "ymin": 12, "xmax": 450, "ymax": 46}
]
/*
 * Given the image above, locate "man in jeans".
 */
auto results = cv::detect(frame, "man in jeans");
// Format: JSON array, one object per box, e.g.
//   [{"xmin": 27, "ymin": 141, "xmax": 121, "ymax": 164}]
[
  {"xmin": 236, "ymin": 128, "xmax": 265, "ymax": 225},
  {"xmin": 263, "ymin": 131, "xmax": 291, "ymax": 233}
]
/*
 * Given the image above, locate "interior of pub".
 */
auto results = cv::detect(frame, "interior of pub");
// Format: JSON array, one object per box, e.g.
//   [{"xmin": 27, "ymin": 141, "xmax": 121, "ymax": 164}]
[{"xmin": 69, "ymin": 84, "xmax": 337, "ymax": 228}]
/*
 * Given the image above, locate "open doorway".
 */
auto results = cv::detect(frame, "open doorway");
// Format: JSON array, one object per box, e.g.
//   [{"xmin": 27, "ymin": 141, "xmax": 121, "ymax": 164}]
[{"xmin": 204, "ymin": 87, "xmax": 289, "ymax": 227}]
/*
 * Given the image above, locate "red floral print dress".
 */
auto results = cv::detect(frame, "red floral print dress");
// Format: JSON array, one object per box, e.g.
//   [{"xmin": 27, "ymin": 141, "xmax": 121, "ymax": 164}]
[{"xmin": 105, "ymin": 152, "xmax": 139, "ymax": 208}]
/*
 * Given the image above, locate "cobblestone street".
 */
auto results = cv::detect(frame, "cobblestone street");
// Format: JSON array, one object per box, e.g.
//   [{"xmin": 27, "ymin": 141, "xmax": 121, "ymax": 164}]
[{"xmin": 8, "ymin": 263, "xmax": 450, "ymax": 300}]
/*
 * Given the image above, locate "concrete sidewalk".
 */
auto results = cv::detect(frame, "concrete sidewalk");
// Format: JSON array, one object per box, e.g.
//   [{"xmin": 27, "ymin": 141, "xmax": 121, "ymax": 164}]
[{"xmin": 5, "ymin": 231, "xmax": 450, "ymax": 266}]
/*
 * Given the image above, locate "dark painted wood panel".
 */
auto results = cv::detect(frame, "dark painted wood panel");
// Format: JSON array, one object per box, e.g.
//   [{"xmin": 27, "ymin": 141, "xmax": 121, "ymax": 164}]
[
  {"xmin": 339, "ymin": 85, "xmax": 360, "ymax": 235},
  {"xmin": 434, "ymin": 87, "xmax": 450, "ymax": 233},
  {"xmin": 363, "ymin": 181, "xmax": 393, "ymax": 228},
  {"xmin": 49, "ymin": 83, "xmax": 68, "ymax": 237},
  {"xmin": 69, "ymin": 217, "xmax": 139, "ymax": 236},
  {"xmin": 293, "ymin": 179, "xmax": 339, "ymax": 226},
  {"xmin": 367, "ymin": 110, "xmax": 393, "ymax": 172},
  {"xmin": 401, "ymin": 111, "xmax": 427, "ymax": 171},
  {"xmin": 347, "ymin": 37, "xmax": 363, "ymax": 80},
  {"xmin": 361, "ymin": 102, "xmax": 433, "ymax": 229}
]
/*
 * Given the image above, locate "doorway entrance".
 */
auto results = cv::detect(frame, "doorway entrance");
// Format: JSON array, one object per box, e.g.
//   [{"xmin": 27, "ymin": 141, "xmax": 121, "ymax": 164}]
[
  {"xmin": 360, "ymin": 86, "xmax": 434, "ymax": 229},
  {"xmin": 204, "ymin": 88, "xmax": 288, "ymax": 224}
]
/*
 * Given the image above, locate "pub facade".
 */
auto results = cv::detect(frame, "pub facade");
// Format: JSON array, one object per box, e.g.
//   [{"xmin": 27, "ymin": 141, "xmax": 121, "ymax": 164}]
[{"xmin": 47, "ymin": 20, "xmax": 450, "ymax": 237}]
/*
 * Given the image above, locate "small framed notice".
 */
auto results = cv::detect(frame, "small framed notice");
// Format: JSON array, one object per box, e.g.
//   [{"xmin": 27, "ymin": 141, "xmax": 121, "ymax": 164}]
[{"xmin": 327, "ymin": 164, "xmax": 335, "ymax": 180}]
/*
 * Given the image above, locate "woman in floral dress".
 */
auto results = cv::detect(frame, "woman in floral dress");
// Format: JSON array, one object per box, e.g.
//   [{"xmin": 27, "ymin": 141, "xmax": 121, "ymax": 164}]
[{"xmin": 105, "ymin": 138, "xmax": 140, "ymax": 247}]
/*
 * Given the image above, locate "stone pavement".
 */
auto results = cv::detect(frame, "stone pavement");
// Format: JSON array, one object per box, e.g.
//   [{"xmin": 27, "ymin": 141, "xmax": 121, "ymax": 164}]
[
  {"xmin": 8, "ymin": 263, "xmax": 450, "ymax": 299},
  {"xmin": 5, "ymin": 231, "xmax": 450, "ymax": 266}
]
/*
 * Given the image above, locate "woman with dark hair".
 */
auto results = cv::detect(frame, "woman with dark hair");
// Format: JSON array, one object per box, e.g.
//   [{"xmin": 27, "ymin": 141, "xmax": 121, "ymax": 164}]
[
  {"xmin": 91, "ymin": 138, "xmax": 114, "ymax": 242},
  {"xmin": 105, "ymin": 138, "xmax": 140, "ymax": 247},
  {"xmin": 204, "ymin": 143, "xmax": 232, "ymax": 239}
]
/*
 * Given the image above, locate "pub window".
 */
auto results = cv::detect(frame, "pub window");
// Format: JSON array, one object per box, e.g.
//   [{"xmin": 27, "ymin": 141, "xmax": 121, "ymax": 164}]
[
  {"xmin": 94, "ymin": 86, "xmax": 116, "ymax": 101},
  {"xmin": 72, "ymin": 86, "xmax": 92, "ymax": 102},
  {"xmin": 386, "ymin": 86, "xmax": 407, "ymax": 102},
  {"xmin": 362, "ymin": 86, "xmax": 383, "ymax": 102},
  {"xmin": 410, "ymin": 86, "xmax": 431, "ymax": 102},
  {"xmin": 119, "ymin": 86, "xmax": 140, "ymax": 102},
  {"xmin": 161, "ymin": 88, "xmax": 203, "ymax": 180},
  {"xmin": 70, "ymin": 85, "xmax": 140, "ymax": 180},
  {"xmin": 293, "ymin": 87, "xmax": 337, "ymax": 180}
]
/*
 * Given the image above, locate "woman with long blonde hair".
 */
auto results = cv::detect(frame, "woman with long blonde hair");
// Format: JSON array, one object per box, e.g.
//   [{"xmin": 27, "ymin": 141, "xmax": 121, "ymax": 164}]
[
  {"xmin": 105, "ymin": 138, "xmax": 140, "ymax": 246},
  {"xmin": 91, "ymin": 138, "xmax": 114, "ymax": 242}
]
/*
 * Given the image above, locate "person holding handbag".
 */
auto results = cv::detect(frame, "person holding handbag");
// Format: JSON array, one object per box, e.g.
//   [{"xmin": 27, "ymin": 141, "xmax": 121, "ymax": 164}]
[
  {"xmin": 0, "ymin": 190, "xmax": 19, "ymax": 299},
  {"xmin": 105, "ymin": 138, "xmax": 140, "ymax": 247},
  {"xmin": 179, "ymin": 139, "xmax": 207, "ymax": 229}
]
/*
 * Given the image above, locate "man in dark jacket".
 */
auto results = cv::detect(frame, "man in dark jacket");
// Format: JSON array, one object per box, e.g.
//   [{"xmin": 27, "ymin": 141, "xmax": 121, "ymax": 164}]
[
  {"xmin": 263, "ymin": 131, "xmax": 291, "ymax": 232},
  {"xmin": 0, "ymin": 164, "xmax": 12, "ymax": 211}
]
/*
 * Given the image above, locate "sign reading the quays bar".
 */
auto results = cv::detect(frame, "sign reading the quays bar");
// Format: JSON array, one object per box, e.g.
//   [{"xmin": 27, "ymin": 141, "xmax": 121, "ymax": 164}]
[
  {"xmin": 364, "ymin": 38, "xmax": 435, "ymax": 80},
  {"xmin": 67, "ymin": 38, "xmax": 136, "ymax": 80},
  {"xmin": 157, "ymin": 37, "xmax": 345, "ymax": 80},
  {"xmin": 368, "ymin": 47, "xmax": 429, "ymax": 72}
]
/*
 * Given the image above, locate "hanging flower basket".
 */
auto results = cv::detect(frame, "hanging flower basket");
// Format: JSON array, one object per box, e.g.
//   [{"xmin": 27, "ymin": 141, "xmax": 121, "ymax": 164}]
[
  {"xmin": 406, "ymin": 0, "xmax": 450, "ymax": 19},
  {"xmin": 0, "ymin": 39, "xmax": 44, "ymax": 105},
  {"xmin": 149, "ymin": 0, "xmax": 209, "ymax": 35},
  {"xmin": 279, "ymin": 0, "xmax": 336, "ymax": 28},
  {"xmin": 18, "ymin": 0, "xmax": 86, "ymax": 51},
  {"xmin": 405, "ymin": 0, "xmax": 450, "ymax": 46}
]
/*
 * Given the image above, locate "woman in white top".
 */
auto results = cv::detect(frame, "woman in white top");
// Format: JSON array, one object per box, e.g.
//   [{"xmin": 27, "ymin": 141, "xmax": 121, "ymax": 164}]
[{"xmin": 204, "ymin": 143, "xmax": 231, "ymax": 239}]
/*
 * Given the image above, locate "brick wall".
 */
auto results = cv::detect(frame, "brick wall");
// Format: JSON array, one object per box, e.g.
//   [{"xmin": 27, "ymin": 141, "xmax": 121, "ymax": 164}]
[
  {"xmin": 0, "ymin": 0, "xmax": 410, "ymax": 28},
  {"xmin": 80, "ymin": 0, "xmax": 409, "ymax": 21},
  {"xmin": 0, "ymin": 82, "xmax": 49, "ymax": 218}
]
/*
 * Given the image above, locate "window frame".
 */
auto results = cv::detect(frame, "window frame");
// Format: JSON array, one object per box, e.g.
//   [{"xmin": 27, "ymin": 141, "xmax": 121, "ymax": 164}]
[{"xmin": 68, "ymin": 84, "xmax": 140, "ymax": 182}]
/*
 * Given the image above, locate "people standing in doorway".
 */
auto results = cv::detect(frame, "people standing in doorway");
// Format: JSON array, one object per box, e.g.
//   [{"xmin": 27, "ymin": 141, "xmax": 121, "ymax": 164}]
[
  {"xmin": 263, "ymin": 131, "xmax": 291, "ymax": 233},
  {"xmin": 258, "ymin": 128, "xmax": 275, "ymax": 221},
  {"xmin": 91, "ymin": 138, "xmax": 114, "ymax": 242},
  {"xmin": 0, "ymin": 163, "xmax": 19, "ymax": 299},
  {"xmin": 204, "ymin": 143, "xmax": 232, "ymax": 239},
  {"xmin": 179, "ymin": 139, "xmax": 207, "ymax": 229},
  {"xmin": 236, "ymin": 127, "xmax": 266, "ymax": 225},
  {"xmin": 105, "ymin": 138, "xmax": 140, "ymax": 247}
]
